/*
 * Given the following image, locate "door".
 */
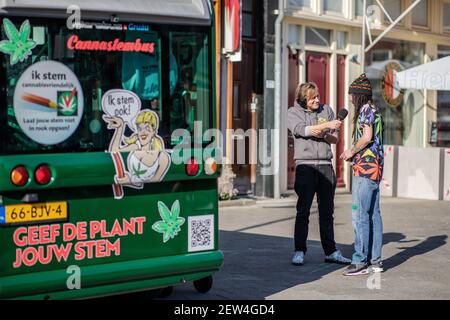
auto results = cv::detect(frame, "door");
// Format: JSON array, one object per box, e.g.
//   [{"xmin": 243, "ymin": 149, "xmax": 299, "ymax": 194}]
[
  {"xmin": 306, "ymin": 52, "xmax": 329, "ymax": 105},
  {"xmin": 232, "ymin": 41, "xmax": 256, "ymax": 194},
  {"xmin": 287, "ymin": 52, "xmax": 299, "ymax": 190},
  {"xmin": 336, "ymin": 55, "xmax": 346, "ymax": 187}
]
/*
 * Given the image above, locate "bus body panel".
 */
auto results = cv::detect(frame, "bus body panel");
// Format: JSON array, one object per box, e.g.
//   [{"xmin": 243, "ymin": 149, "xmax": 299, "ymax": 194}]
[
  {"xmin": 0, "ymin": 0, "xmax": 222, "ymax": 299},
  {"xmin": 0, "ymin": 179, "xmax": 221, "ymax": 298}
]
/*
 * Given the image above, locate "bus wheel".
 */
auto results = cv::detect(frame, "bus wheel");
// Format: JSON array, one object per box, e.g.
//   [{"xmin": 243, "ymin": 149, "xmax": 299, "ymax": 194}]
[
  {"xmin": 158, "ymin": 286, "xmax": 173, "ymax": 298},
  {"xmin": 193, "ymin": 276, "xmax": 213, "ymax": 293}
]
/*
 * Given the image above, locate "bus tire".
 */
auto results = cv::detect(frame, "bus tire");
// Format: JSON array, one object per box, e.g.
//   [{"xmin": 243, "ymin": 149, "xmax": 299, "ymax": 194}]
[
  {"xmin": 193, "ymin": 276, "xmax": 213, "ymax": 293},
  {"xmin": 158, "ymin": 286, "xmax": 174, "ymax": 298}
]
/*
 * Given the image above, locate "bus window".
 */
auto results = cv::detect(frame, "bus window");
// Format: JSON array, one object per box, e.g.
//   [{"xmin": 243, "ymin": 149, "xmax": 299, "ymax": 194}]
[
  {"xmin": 0, "ymin": 19, "xmax": 212, "ymax": 154},
  {"xmin": 0, "ymin": 20, "xmax": 157, "ymax": 154},
  {"xmin": 168, "ymin": 32, "xmax": 211, "ymax": 135}
]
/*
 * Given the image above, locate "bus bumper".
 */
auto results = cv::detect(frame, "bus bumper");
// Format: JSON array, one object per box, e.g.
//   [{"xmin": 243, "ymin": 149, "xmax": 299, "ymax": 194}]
[{"xmin": 0, "ymin": 250, "xmax": 224, "ymax": 299}]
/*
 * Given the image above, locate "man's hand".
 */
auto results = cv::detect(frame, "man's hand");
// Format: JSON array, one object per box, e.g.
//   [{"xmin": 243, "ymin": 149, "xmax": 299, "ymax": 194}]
[
  {"xmin": 326, "ymin": 120, "xmax": 342, "ymax": 130},
  {"xmin": 305, "ymin": 119, "xmax": 342, "ymax": 137},
  {"xmin": 340, "ymin": 149, "xmax": 354, "ymax": 161},
  {"xmin": 310, "ymin": 128, "xmax": 323, "ymax": 138}
]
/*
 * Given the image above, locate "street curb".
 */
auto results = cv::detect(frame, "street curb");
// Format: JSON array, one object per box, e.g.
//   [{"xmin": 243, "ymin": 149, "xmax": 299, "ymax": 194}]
[
  {"xmin": 219, "ymin": 199, "xmax": 257, "ymax": 208},
  {"xmin": 219, "ymin": 189, "xmax": 350, "ymax": 208}
]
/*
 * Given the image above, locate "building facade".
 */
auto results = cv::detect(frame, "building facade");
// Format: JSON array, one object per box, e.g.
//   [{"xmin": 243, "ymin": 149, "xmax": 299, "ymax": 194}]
[
  {"xmin": 263, "ymin": 0, "xmax": 450, "ymax": 200},
  {"xmin": 217, "ymin": 0, "xmax": 450, "ymax": 201}
]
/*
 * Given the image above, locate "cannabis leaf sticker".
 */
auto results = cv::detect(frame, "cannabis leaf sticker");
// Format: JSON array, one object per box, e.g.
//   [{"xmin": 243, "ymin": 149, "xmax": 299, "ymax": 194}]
[
  {"xmin": 152, "ymin": 200, "xmax": 185, "ymax": 243},
  {"xmin": 132, "ymin": 162, "xmax": 147, "ymax": 179},
  {"xmin": 0, "ymin": 19, "xmax": 37, "ymax": 65}
]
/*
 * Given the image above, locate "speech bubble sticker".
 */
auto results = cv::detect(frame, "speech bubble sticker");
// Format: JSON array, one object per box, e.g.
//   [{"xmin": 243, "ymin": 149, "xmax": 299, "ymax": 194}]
[{"xmin": 102, "ymin": 89, "xmax": 141, "ymax": 131}]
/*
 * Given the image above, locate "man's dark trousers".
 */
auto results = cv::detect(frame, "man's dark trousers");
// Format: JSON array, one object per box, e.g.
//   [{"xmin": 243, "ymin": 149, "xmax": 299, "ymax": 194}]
[{"xmin": 294, "ymin": 164, "xmax": 337, "ymax": 256}]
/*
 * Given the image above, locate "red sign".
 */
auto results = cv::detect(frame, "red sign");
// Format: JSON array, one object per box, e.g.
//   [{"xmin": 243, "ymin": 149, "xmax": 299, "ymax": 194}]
[
  {"xmin": 67, "ymin": 35, "xmax": 155, "ymax": 54},
  {"xmin": 223, "ymin": 0, "xmax": 241, "ymax": 54},
  {"xmin": 381, "ymin": 61, "xmax": 404, "ymax": 108}
]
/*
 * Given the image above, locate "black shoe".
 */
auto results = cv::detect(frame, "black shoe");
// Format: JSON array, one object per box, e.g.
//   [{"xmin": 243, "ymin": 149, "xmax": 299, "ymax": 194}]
[{"xmin": 343, "ymin": 263, "xmax": 369, "ymax": 276}]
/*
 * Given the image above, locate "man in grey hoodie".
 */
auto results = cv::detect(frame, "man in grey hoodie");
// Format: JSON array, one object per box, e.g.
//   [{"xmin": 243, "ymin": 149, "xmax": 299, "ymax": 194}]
[{"xmin": 287, "ymin": 82, "xmax": 351, "ymax": 266}]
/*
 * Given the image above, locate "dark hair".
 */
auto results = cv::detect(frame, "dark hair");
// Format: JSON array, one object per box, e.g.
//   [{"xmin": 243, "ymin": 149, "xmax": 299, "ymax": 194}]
[{"xmin": 351, "ymin": 94, "xmax": 372, "ymax": 138}]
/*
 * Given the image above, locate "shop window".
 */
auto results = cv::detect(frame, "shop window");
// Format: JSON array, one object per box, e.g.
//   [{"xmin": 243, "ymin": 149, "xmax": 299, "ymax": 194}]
[
  {"xmin": 305, "ymin": 27, "xmax": 330, "ymax": 47},
  {"xmin": 412, "ymin": 0, "xmax": 428, "ymax": 27},
  {"xmin": 324, "ymin": 0, "xmax": 343, "ymax": 13},
  {"xmin": 371, "ymin": 49, "xmax": 393, "ymax": 61},
  {"xmin": 336, "ymin": 31, "xmax": 348, "ymax": 50},
  {"xmin": 365, "ymin": 39, "xmax": 425, "ymax": 147},
  {"xmin": 288, "ymin": 0, "xmax": 311, "ymax": 10},
  {"xmin": 443, "ymin": 3, "xmax": 450, "ymax": 33},
  {"xmin": 437, "ymin": 45, "xmax": 450, "ymax": 147}
]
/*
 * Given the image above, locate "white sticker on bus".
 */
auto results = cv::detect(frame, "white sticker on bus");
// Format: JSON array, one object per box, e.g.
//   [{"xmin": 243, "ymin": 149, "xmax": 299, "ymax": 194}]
[
  {"xmin": 13, "ymin": 60, "xmax": 84, "ymax": 145},
  {"xmin": 102, "ymin": 89, "xmax": 171, "ymax": 199},
  {"xmin": 188, "ymin": 215, "xmax": 214, "ymax": 252}
]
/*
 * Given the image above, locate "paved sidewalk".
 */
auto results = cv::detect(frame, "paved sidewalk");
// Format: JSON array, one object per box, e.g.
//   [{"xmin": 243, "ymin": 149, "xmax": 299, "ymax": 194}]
[{"xmin": 169, "ymin": 194, "xmax": 450, "ymax": 300}]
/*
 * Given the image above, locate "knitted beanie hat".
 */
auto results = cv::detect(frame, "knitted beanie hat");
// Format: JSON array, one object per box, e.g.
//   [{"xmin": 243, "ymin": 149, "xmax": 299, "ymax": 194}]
[{"xmin": 348, "ymin": 73, "xmax": 372, "ymax": 95}]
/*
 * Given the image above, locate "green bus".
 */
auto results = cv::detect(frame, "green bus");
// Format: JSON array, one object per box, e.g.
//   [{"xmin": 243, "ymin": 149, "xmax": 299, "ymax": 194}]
[{"xmin": 0, "ymin": 0, "xmax": 223, "ymax": 299}]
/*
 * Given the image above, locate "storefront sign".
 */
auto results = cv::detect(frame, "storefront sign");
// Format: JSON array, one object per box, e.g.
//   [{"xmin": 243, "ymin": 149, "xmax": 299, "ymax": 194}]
[
  {"xmin": 223, "ymin": 0, "xmax": 241, "ymax": 61},
  {"xmin": 13, "ymin": 61, "xmax": 84, "ymax": 145},
  {"xmin": 67, "ymin": 35, "xmax": 155, "ymax": 53},
  {"xmin": 381, "ymin": 61, "xmax": 405, "ymax": 108}
]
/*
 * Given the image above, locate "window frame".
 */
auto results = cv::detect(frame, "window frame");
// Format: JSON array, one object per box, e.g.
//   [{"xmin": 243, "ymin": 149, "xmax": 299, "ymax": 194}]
[
  {"xmin": 242, "ymin": 0, "xmax": 255, "ymax": 39},
  {"xmin": 286, "ymin": 0, "xmax": 314, "ymax": 13},
  {"xmin": 411, "ymin": 0, "xmax": 431, "ymax": 31},
  {"xmin": 322, "ymin": 0, "xmax": 345, "ymax": 18},
  {"xmin": 382, "ymin": 0, "xmax": 406, "ymax": 28},
  {"xmin": 442, "ymin": 0, "xmax": 450, "ymax": 34}
]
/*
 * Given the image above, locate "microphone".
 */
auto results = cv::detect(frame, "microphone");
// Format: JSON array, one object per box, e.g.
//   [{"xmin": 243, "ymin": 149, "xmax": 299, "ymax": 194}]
[
  {"xmin": 337, "ymin": 109, "xmax": 348, "ymax": 121},
  {"xmin": 324, "ymin": 109, "xmax": 348, "ymax": 144}
]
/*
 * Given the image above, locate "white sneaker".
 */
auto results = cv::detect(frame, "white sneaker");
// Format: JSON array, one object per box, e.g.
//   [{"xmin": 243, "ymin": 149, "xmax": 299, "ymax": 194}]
[
  {"xmin": 292, "ymin": 251, "xmax": 304, "ymax": 266},
  {"xmin": 325, "ymin": 250, "xmax": 352, "ymax": 265}
]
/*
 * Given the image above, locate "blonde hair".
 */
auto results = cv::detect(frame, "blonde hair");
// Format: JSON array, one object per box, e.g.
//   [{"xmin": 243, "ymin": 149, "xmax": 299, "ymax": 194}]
[
  {"xmin": 125, "ymin": 110, "xmax": 165, "ymax": 151},
  {"xmin": 295, "ymin": 82, "xmax": 319, "ymax": 106}
]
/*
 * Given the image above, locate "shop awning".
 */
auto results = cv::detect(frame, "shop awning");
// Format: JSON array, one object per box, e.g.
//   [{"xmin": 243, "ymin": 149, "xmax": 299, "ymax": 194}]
[
  {"xmin": 396, "ymin": 56, "xmax": 450, "ymax": 91},
  {"xmin": 0, "ymin": 0, "xmax": 211, "ymax": 25}
]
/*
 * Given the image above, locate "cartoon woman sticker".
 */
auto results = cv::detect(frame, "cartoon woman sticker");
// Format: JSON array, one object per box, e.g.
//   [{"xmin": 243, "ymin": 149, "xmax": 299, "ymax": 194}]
[{"xmin": 103, "ymin": 109, "xmax": 171, "ymax": 189}]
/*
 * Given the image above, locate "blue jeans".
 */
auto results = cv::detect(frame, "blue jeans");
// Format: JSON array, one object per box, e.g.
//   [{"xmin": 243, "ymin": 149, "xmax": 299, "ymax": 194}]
[{"xmin": 351, "ymin": 175, "xmax": 383, "ymax": 264}]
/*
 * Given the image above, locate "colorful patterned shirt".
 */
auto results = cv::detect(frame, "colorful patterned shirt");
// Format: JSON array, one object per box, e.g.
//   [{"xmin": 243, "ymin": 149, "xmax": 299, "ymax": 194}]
[{"xmin": 352, "ymin": 104, "xmax": 384, "ymax": 183}]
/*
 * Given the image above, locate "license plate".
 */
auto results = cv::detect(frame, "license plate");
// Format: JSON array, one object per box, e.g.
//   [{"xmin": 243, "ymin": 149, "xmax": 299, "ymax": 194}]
[{"xmin": 0, "ymin": 202, "xmax": 68, "ymax": 225}]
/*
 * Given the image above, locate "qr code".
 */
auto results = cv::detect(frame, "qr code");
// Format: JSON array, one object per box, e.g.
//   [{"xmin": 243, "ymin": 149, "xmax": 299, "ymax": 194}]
[{"xmin": 188, "ymin": 215, "xmax": 214, "ymax": 252}]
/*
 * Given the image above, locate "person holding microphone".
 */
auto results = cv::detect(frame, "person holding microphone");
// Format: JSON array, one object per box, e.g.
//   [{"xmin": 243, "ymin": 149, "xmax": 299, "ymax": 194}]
[
  {"xmin": 287, "ymin": 82, "xmax": 351, "ymax": 266},
  {"xmin": 340, "ymin": 74, "xmax": 384, "ymax": 276}
]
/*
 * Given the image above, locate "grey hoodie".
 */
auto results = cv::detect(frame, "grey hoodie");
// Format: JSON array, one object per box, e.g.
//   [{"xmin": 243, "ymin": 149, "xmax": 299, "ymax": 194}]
[{"xmin": 287, "ymin": 101, "xmax": 337, "ymax": 165}]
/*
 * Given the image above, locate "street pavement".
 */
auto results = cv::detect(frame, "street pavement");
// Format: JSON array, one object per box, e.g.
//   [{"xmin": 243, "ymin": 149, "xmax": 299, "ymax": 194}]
[
  {"xmin": 161, "ymin": 193, "xmax": 450, "ymax": 300},
  {"xmin": 114, "ymin": 193, "xmax": 450, "ymax": 300}
]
